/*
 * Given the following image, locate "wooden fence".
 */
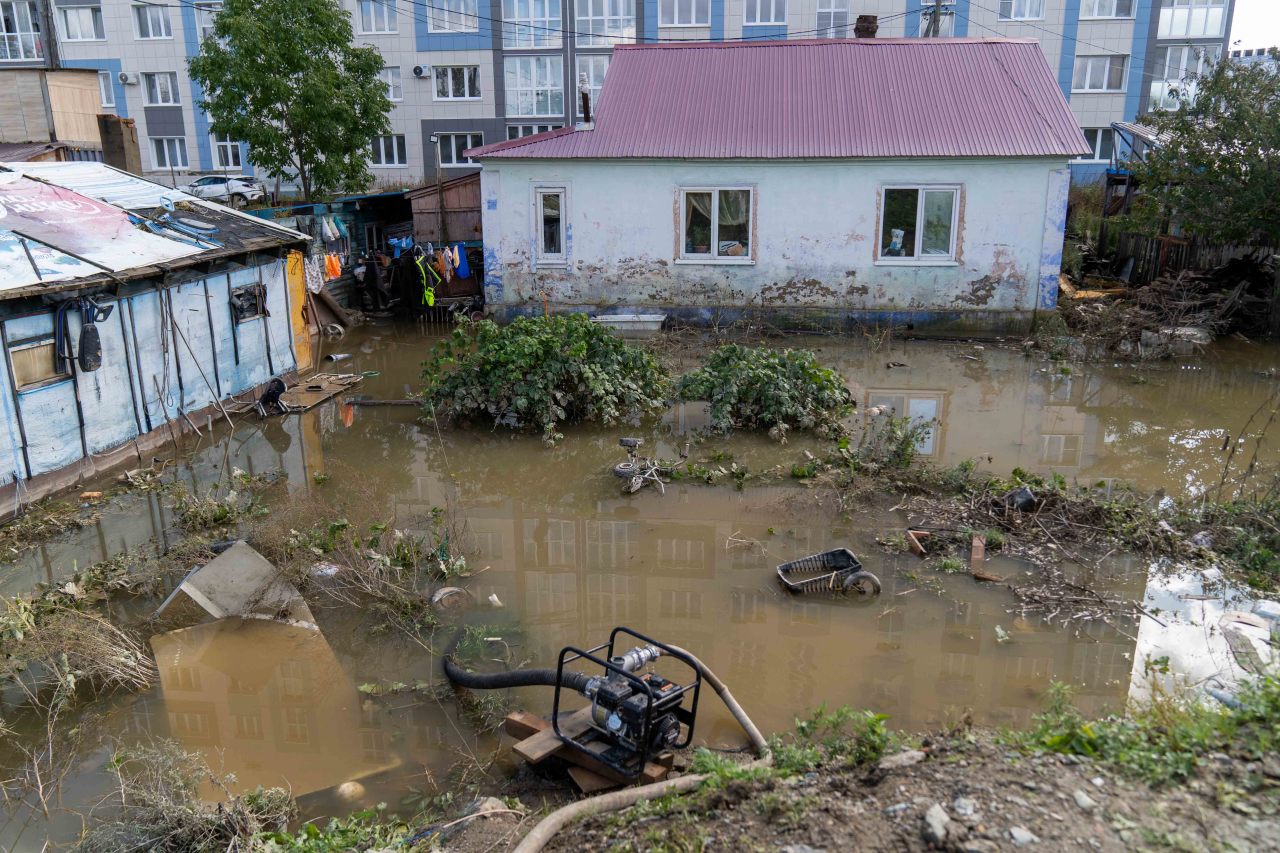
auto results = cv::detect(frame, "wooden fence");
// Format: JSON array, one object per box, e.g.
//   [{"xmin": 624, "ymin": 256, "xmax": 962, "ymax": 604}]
[{"xmin": 1113, "ymin": 232, "xmax": 1278, "ymax": 285}]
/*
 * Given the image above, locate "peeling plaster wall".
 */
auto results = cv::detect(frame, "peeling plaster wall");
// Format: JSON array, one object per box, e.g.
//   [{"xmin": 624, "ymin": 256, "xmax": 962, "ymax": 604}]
[{"xmin": 479, "ymin": 157, "xmax": 1068, "ymax": 330}]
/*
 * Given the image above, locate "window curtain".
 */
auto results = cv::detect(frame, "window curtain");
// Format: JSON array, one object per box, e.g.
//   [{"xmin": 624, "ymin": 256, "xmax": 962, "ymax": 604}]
[{"xmin": 718, "ymin": 190, "xmax": 749, "ymax": 226}]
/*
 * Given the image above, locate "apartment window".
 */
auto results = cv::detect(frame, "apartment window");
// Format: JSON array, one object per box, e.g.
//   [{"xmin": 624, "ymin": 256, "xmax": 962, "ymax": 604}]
[
  {"xmin": 816, "ymin": 0, "xmax": 847, "ymax": 37},
  {"xmin": 504, "ymin": 55, "xmax": 563, "ymax": 117},
  {"xmin": 576, "ymin": 54, "xmax": 608, "ymax": 114},
  {"xmin": 1072, "ymin": 55, "xmax": 1127, "ymax": 91},
  {"xmin": 357, "ymin": 0, "xmax": 396, "ymax": 32},
  {"xmin": 429, "ymin": 0, "xmax": 479, "ymax": 32},
  {"xmin": 1074, "ymin": 128, "xmax": 1115, "ymax": 162},
  {"xmin": 744, "ymin": 0, "xmax": 784, "ymax": 25},
  {"xmin": 576, "ymin": 0, "xmax": 634, "ymax": 46},
  {"xmin": 660, "ymin": 0, "xmax": 708, "ymax": 26},
  {"xmin": 143, "ymin": 72, "xmax": 180, "ymax": 105},
  {"xmin": 133, "ymin": 4, "xmax": 172, "ymax": 38},
  {"xmin": 536, "ymin": 188, "xmax": 564, "ymax": 258},
  {"xmin": 1158, "ymin": 0, "xmax": 1226, "ymax": 40},
  {"xmin": 0, "ymin": 1, "xmax": 42, "ymax": 60},
  {"xmin": 282, "ymin": 707, "xmax": 310, "ymax": 744},
  {"xmin": 378, "ymin": 67, "xmax": 402, "ymax": 101},
  {"xmin": 1081, "ymin": 0, "xmax": 1132, "ymax": 18},
  {"xmin": 151, "ymin": 137, "xmax": 188, "ymax": 169},
  {"xmin": 998, "ymin": 0, "xmax": 1043, "ymax": 20},
  {"xmin": 918, "ymin": 10, "xmax": 955, "ymax": 36},
  {"xmin": 438, "ymin": 132, "xmax": 482, "ymax": 166},
  {"xmin": 434, "ymin": 65, "xmax": 480, "ymax": 99},
  {"xmin": 97, "ymin": 70, "xmax": 114, "ymax": 107},
  {"xmin": 195, "ymin": 2, "xmax": 221, "ymax": 40},
  {"xmin": 233, "ymin": 712, "xmax": 263, "ymax": 739},
  {"xmin": 503, "ymin": 0, "xmax": 562, "ymax": 48},
  {"xmin": 680, "ymin": 187, "xmax": 752, "ymax": 261},
  {"xmin": 9, "ymin": 337, "xmax": 68, "ymax": 389},
  {"xmin": 212, "ymin": 131, "xmax": 241, "ymax": 169},
  {"xmin": 1150, "ymin": 44, "xmax": 1218, "ymax": 109},
  {"xmin": 507, "ymin": 123, "xmax": 561, "ymax": 139},
  {"xmin": 370, "ymin": 134, "xmax": 406, "ymax": 166},
  {"xmin": 60, "ymin": 6, "xmax": 104, "ymax": 40},
  {"xmin": 879, "ymin": 186, "xmax": 959, "ymax": 262}
]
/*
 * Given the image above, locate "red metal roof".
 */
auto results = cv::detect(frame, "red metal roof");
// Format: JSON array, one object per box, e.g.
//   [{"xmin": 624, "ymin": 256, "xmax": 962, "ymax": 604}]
[{"xmin": 470, "ymin": 38, "xmax": 1089, "ymax": 161}]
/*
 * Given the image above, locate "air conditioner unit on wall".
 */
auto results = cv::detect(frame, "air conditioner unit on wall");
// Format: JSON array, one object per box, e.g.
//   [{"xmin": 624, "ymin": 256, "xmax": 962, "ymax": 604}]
[
  {"xmin": 118, "ymin": 72, "xmax": 139, "ymax": 85},
  {"xmin": 412, "ymin": 65, "xmax": 426, "ymax": 78}
]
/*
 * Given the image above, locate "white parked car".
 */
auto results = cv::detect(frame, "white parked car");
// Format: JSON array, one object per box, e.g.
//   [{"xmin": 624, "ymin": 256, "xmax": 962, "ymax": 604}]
[{"xmin": 178, "ymin": 175, "xmax": 266, "ymax": 207}]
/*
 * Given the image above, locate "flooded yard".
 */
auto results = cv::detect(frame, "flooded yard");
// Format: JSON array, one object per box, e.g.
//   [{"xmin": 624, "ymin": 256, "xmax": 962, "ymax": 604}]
[{"xmin": 2, "ymin": 323, "xmax": 1278, "ymax": 849}]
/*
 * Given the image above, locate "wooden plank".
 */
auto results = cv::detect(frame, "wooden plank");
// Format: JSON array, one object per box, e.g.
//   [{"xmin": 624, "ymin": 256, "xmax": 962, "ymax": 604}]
[
  {"xmin": 567, "ymin": 766, "xmax": 619, "ymax": 794},
  {"xmin": 512, "ymin": 706, "xmax": 593, "ymax": 764},
  {"xmin": 969, "ymin": 534, "xmax": 986, "ymax": 570},
  {"xmin": 503, "ymin": 710, "xmax": 548, "ymax": 741},
  {"xmin": 906, "ymin": 529, "xmax": 930, "ymax": 557}
]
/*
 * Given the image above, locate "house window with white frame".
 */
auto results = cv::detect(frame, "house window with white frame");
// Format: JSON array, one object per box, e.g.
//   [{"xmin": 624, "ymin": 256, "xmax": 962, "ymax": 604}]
[
  {"xmin": 195, "ymin": 1, "xmax": 221, "ymax": 39},
  {"xmin": 434, "ymin": 65, "xmax": 480, "ymax": 99},
  {"xmin": 660, "ymin": 0, "xmax": 708, "ymax": 27},
  {"xmin": 0, "ymin": 1, "xmax": 42, "ymax": 60},
  {"xmin": 576, "ymin": 54, "xmax": 608, "ymax": 115},
  {"xmin": 816, "ymin": 0, "xmax": 847, "ymax": 37},
  {"xmin": 536, "ymin": 188, "xmax": 565, "ymax": 259},
  {"xmin": 429, "ymin": 0, "xmax": 479, "ymax": 32},
  {"xmin": 97, "ymin": 70, "xmax": 115, "ymax": 107},
  {"xmin": 879, "ymin": 186, "xmax": 959, "ymax": 262},
  {"xmin": 680, "ymin": 188, "xmax": 752, "ymax": 261},
  {"xmin": 1157, "ymin": 0, "xmax": 1226, "ymax": 40},
  {"xmin": 1072, "ymin": 55, "xmax": 1127, "ymax": 91},
  {"xmin": 378, "ymin": 67, "xmax": 402, "ymax": 101},
  {"xmin": 371, "ymin": 134, "xmax": 407, "ymax": 166},
  {"xmin": 212, "ymin": 131, "xmax": 241, "ymax": 169},
  {"xmin": 437, "ymin": 132, "xmax": 482, "ymax": 166},
  {"xmin": 1081, "ymin": 0, "xmax": 1132, "ymax": 18},
  {"xmin": 744, "ymin": 0, "xmax": 784, "ymax": 26},
  {"xmin": 502, "ymin": 0, "xmax": 561, "ymax": 48},
  {"xmin": 507, "ymin": 123, "xmax": 561, "ymax": 139},
  {"xmin": 1149, "ymin": 44, "xmax": 1218, "ymax": 109},
  {"xmin": 357, "ymin": 0, "xmax": 396, "ymax": 33},
  {"xmin": 576, "ymin": 0, "xmax": 634, "ymax": 46},
  {"xmin": 151, "ymin": 137, "xmax": 188, "ymax": 170},
  {"xmin": 133, "ymin": 4, "xmax": 172, "ymax": 38},
  {"xmin": 1074, "ymin": 128, "xmax": 1115, "ymax": 162},
  {"xmin": 143, "ymin": 72, "xmax": 180, "ymax": 105},
  {"xmin": 998, "ymin": 0, "xmax": 1043, "ymax": 20},
  {"xmin": 504, "ymin": 55, "xmax": 563, "ymax": 117},
  {"xmin": 60, "ymin": 6, "xmax": 104, "ymax": 40}
]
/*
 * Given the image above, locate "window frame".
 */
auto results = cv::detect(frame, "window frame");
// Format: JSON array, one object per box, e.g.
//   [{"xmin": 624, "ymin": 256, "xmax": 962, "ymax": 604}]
[
  {"xmin": 142, "ymin": 71, "xmax": 181, "ymax": 106},
  {"xmin": 816, "ymin": 0, "xmax": 847, "ymax": 38},
  {"xmin": 1071, "ymin": 54, "xmax": 1128, "ymax": 93},
  {"xmin": 502, "ymin": 0, "xmax": 562, "ymax": 48},
  {"xmin": 743, "ymin": 0, "xmax": 785, "ymax": 26},
  {"xmin": 59, "ymin": 5, "xmax": 104, "ymax": 41},
  {"xmin": 676, "ymin": 186, "xmax": 756, "ymax": 265},
  {"xmin": 575, "ymin": 54, "xmax": 609, "ymax": 116},
  {"xmin": 428, "ymin": 0, "xmax": 480, "ymax": 33},
  {"xmin": 997, "ymin": 0, "xmax": 1044, "ymax": 21},
  {"xmin": 195, "ymin": 1, "xmax": 221, "ymax": 40},
  {"xmin": 357, "ymin": 0, "xmax": 397, "ymax": 33},
  {"xmin": 97, "ymin": 70, "xmax": 115, "ymax": 107},
  {"xmin": 377, "ymin": 66, "xmax": 402, "ymax": 101},
  {"xmin": 211, "ymin": 131, "xmax": 242, "ymax": 169},
  {"xmin": 133, "ymin": 4, "xmax": 173, "ymax": 39},
  {"xmin": 370, "ymin": 133, "xmax": 407, "ymax": 168},
  {"xmin": 504, "ymin": 55, "xmax": 564, "ymax": 118},
  {"xmin": 575, "ymin": 0, "xmax": 635, "ymax": 46},
  {"xmin": 437, "ymin": 132, "xmax": 483, "ymax": 167},
  {"xmin": 1157, "ymin": 0, "xmax": 1226, "ymax": 40},
  {"xmin": 1073, "ymin": 128, "xmax": 1115, "ymax": 163},
  {"xmin": 534, "ymin": 185, "xmax": 567, "ymax": 265},
  {"xmin": 151, "ymin": 136, "xmax": 189, "ymax": 170},
  {"xmin": 659, "ymin": 0, "xmax": 709, "ymax": 27},
  {"xmin": 8, "ymin": 335, "xmax": 70, "ymax": 391},
  {"xmin": 0, "ymin": 1, "xmax": 43, "ymax": 61},
  {"xmin": 1080, "ymin": 0, "xmax": 1132, "ymax": 19},
  {"xmin": 875, "ymin": 184, "xmax": 961, "ymax": 266},
  {"xmin": 507, "ymin": 123, "xmax": 562, "ymax": 139},
  {"xmin": 432, "ymin": 64, "xmax": 481, "ymax": 100}
]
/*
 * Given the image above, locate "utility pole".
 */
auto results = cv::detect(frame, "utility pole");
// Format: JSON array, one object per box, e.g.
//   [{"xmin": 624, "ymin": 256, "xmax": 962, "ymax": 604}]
[
  {"xmin": 927, "ymin": 0, "xmax": 944, "ymax": 37},
  {"xmin": 429, "ymin": 134, "xmax": 449, "ymax": 245}
]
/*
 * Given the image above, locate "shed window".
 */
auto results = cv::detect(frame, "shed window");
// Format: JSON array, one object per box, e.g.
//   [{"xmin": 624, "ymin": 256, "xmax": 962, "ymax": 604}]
[
  {"xmin": 10, "ymin": 337, "xmax": 68, "ymax": 389},
  {"xmin": 879, "ymin": 186, "xmax": 958, "ymax": 262},
  {"xmin": 536, "ymin": 189, "xmax": 564, "ymax": 258},
  {"xmin": 680, "ymin": 188, "xmax": 752, "ymax": 261},
  {"xmin": 230, "ymin": 284, "xmax": 266, "ymax": 323}
]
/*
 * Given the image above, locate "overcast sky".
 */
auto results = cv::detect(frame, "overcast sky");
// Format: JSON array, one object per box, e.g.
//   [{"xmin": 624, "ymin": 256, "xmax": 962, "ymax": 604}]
[{"xmin": 1229, "ymin": 0, "xmax": 1280, "ymax": 50}]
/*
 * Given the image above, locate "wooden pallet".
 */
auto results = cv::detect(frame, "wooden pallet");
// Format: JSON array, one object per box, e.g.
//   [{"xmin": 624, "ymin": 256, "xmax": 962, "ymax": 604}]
[{"xmin": 503, "ymin": 709, "xmax": 671, "ymax": 792}]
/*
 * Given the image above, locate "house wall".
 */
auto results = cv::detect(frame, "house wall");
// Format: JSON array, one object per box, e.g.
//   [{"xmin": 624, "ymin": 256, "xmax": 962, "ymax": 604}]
[
  {"xmin": 0, "ymin": 255, "xmax": 297, "ymax": 506},
  {"xmin": 480, "ymin": 157, "xmax": 1070, "ymax": 332}
]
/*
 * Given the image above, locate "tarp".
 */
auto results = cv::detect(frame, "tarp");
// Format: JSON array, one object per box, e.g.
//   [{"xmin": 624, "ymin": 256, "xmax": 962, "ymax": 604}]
[{"xmin": 0, "ymin": 172, "xmax": 199, "ymax": 292}]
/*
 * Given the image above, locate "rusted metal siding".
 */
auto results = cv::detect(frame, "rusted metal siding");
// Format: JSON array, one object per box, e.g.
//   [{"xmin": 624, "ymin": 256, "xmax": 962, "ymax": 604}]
[
  {"xmin": 471, "ymin": 39, "xmax": 1090, "ymax": 162},
  {"xmin": 409, "ymin": 173, "xmax": 483, "ymax": 244}
]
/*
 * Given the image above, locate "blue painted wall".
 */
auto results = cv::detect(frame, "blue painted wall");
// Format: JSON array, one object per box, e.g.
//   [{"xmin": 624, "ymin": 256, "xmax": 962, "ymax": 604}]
[
  {"xmin": 1056, "ymin": 0, "xmax": 1082, "ymax": 101},
  {"xmin": 1125, "ymin": 0, "xmax": 1155, "ymax": 120},
  {"xmin": 415, "ymin": 0, "xmax": 496, "ymax": 50}
]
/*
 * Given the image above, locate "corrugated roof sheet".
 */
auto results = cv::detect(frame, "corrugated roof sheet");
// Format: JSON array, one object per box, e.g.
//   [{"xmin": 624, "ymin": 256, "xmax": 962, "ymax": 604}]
[
  {"xmin": 470, "ymin": 38, "xmax": 1090, "ymax": 161},
  {"xmin": 5, "ymin": 160, "xmax": 196, "ymax": 209}
]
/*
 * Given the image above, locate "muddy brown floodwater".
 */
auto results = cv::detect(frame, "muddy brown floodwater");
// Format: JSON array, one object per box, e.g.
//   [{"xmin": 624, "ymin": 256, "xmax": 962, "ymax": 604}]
[{"xmin": 2, "ymin": 323, "xmax": 1278, "ymax": 850}]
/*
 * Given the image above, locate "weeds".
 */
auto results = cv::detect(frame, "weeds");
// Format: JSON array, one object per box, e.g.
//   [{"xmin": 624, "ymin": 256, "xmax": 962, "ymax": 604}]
[{"xmin": 255, "ymin": 806, "xmax": 429, "ymax": 852}]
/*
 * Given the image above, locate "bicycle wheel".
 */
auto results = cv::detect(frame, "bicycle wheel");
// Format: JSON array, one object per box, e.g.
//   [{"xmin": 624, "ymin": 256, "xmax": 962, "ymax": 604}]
[{"xmin": 842, "ymin": 571, "xmax": 882, "ymax": 596}]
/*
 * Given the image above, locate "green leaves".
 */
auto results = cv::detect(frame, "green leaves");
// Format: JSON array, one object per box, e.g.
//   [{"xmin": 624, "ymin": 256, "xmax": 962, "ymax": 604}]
[{"xmin": 188, "ymin": 0, "xmax": 392, "ymax": 199}]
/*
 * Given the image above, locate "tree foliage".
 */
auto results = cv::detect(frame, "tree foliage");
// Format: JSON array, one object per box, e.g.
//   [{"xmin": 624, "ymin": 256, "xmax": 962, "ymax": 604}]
[
  {"xmin": 421, "ymin": 315, "xmax": 671, "ymax": 444},
  {"xmin": 188, "ymin": 0, "xmax": 391, "ymax": 200},
  {"xmin": 1128, "ymin": 53, "xmax": 1280, "ymax": 245}
]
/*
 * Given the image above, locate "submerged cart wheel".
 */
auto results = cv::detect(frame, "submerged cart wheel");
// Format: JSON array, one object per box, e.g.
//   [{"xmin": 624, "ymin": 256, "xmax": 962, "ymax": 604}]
[
  {"xmin": 842, "ymin": 570, "xmax": 882, "ymax": 596},
  {"xmin": 612, "ymin": 461, "xmax": 639, "ymax": 479}
]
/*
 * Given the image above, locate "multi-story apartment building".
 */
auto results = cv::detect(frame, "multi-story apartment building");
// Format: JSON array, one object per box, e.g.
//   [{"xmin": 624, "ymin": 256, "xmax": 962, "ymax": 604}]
[{"xmin": 14, "ymin": 0, "xmax": 1232, "ymax": 187}]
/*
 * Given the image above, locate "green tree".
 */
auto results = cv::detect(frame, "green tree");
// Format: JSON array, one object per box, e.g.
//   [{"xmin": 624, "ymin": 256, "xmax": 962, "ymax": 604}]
[
  {"xmin": 1128, "ymin": 52, "xmax": 1280, "ymax": 245},
  {"xmin": 188, "ymin": 0, "xmax": 391, "ymax": 200}
]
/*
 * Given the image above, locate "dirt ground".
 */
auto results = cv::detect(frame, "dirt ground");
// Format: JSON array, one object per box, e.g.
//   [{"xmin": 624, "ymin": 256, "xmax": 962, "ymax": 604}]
[{"xmin": 448, "ymin": 730, "xmax": 1280, "ymax": 852}]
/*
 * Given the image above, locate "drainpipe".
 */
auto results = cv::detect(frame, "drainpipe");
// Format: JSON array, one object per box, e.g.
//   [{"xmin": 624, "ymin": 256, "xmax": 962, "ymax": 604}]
[{"xmin": 854, "ymin": 14, "xmax": 878, "ymax": 38}]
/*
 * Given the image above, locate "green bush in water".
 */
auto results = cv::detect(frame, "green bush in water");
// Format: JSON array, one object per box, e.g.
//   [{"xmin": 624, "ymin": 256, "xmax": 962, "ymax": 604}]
[
  {"xmin": 421, "ymin": 315, "xmax": 670, "ymax": 444},
  {"xmin": 676, "ymin": 344, "xmax": 854, "ymax": 439}
]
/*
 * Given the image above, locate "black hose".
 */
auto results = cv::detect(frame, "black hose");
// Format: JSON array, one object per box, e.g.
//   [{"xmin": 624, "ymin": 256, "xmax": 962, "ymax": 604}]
[{"xmin": 440, "ymin": 629, "xmax": 593, "ymax": 693}]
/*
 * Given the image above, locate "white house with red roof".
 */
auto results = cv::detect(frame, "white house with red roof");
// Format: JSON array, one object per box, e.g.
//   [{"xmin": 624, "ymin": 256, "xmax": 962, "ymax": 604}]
[{"xmin": 468, "ymin": 38, "xmax": 1088, "ymax": 333}]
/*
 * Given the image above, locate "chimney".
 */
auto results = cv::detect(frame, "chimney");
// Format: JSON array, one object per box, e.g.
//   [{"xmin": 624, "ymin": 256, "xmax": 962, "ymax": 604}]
[
  {"xmin": 854, "ymin": 14, "xmax": 878, "ymax": 38},
  {"xmin": 576, "ymin": 72, "xmax": 594, "ymax": 131}
]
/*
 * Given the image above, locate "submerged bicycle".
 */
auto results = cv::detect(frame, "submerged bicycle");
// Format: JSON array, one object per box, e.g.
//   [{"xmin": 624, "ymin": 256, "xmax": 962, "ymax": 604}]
[{"xmin": 611, "ymin": 438, "xmax": 689, "ymax": 495}]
